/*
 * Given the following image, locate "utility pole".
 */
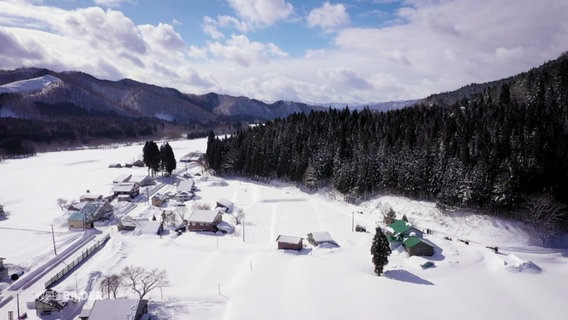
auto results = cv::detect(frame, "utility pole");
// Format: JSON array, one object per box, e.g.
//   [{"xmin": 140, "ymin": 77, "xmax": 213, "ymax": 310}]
[
  {"xmin": 16, "ymin": 294, "xmax": 20, "ymax": 320},
  {"xmin": 352, "ymin": 212, "xmax": 354, "ymax": 232},
  {"xmin": 51, "ymin": 225, "xmax": 57, "ymax": 256},
  {"xmin": 242, "ymin": 218, "xmax": 245, "ymax": 242}
]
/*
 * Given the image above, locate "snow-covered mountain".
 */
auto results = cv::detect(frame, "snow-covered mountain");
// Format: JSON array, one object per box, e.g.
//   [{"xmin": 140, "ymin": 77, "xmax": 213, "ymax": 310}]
[
  {"xmin": 0, "ymin": 68, "xmax": 320, "ymax": 123},
  {"xmin": 0, "ymin": 75, "xmax": 62, "ymax": 94}
]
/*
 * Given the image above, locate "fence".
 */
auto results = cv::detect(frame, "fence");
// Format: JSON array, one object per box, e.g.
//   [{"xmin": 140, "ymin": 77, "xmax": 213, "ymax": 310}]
[{"xmin": 45, "ymin": 234, "xmax": 110, "ymax": 288}]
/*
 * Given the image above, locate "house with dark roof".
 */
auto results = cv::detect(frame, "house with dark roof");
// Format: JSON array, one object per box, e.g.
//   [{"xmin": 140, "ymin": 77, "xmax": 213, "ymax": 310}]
[
  {"xmin": 68, "ymin": 201, "xmax": 113, "ymax": 229},
  {"xmin": 79, "ymin": 299, "xmax": 148, "ymax": 320},
  {"xmin": 276, "ymin": 235, "xmax": 303, "ymax": 251}
]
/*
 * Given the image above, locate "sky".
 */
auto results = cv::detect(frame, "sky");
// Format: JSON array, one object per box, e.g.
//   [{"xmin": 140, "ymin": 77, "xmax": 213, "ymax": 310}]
[{"xmin": 0, "ymin": 0, "xmax": 567, "ymax": 104}]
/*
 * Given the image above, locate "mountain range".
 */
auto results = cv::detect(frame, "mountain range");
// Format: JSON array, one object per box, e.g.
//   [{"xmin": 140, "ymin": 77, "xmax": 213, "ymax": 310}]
[{"xmin": 0, "ymin": 68, "xmax": 321, "ymax": 124}]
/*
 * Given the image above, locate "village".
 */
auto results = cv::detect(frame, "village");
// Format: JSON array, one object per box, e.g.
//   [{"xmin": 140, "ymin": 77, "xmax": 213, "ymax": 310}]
[
  {"xmin": 0, "ymin": 144, "xmax": 443, "ymax": 320},
  {"xmin": 0, "ymin": 139, "xmax": 562, "ymax": 320}
]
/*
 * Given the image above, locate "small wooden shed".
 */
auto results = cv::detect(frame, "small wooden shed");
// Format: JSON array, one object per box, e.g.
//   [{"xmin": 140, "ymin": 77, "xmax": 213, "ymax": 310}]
[{"xmin": 276, "ymin": 235, "xmax": 303, "ymax": 251}]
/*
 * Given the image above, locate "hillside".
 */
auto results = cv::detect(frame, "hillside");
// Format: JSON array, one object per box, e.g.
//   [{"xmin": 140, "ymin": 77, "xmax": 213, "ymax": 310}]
[{"xmin": 424, "ymin": 52, "xmax": 568, "ymax": 107}]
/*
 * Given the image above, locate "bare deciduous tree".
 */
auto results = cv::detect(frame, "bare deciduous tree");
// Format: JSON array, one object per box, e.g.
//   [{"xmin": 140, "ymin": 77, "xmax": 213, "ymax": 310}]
[
  {"xmin": 378, "ymin": 203, "xmax": 396, "ymax": 225},
  {"xmin": 99, "ymin": 274, "xmax": 122, "ymax": 299},
  {"xmin": 233, "ymin": 208, "xmax": 245, "ymax": 225},
  {"xmin": 525, "ymin": 195, "xmax": 567, "ymax": 244},
  {"xmin": 193, "ymin": 202, "xmax": 211, "ymax": 210},
  {"xmin": 121, "ymin": 266, "xmax": 169, "ymax": 299}
]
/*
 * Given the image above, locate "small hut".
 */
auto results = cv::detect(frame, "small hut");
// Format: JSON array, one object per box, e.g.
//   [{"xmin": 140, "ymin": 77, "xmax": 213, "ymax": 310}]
[{"xmin": 276, "ymin": 235, "xmax": 303, "ymax": 251}]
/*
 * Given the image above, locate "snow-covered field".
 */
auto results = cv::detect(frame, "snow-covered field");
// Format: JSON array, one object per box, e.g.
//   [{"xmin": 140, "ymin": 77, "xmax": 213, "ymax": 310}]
[{"xmin": 0, "ymin": 138, "xmax": 567, "ymax": 320}]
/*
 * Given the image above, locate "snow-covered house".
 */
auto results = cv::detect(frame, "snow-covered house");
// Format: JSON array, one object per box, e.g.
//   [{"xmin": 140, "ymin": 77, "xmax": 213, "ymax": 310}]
[
  {"xmin": 113, "ymin": 182, "xmax": 140, "ymax": 198},
  {"xmin": 130, "ymin": 175, "xmax": 155, "ymax": 187},
  {"xmin": 177, "ymin": 179, "xmax": 195, "ymax": 193},
  {"xmin": 216, "ymin": 198, "xmax": 234, "ymax": 213},
  {"xmin": 175, "ymin": 191, "xmax": 194, "ymax": 203},
  {"xmin": 187, "ymin": 210, "xmax": 222, "ymax": 232},
  {"xmin": 151, "ymin": 193, "xmax": 168, "ymax": 207},
  {"xmin": 307, "ymin": 231, "xmax": 339, "ymax": 247},
  {"xmin": 79, "ymin": 299, "xmax": 148, "ymax": 320},
  {"xmin": 68, "ymin": 201, "xmax": 113, "ymax": 229},
  {"xmin": 35, "ymin": 289, "xmax": 72, "ymax": 316},
  {"xmin": 112, "ymin": 173, "xmax": 132, "ymax": 184},
  {"xmin": 79, "ymin": 194, "xmax": 104, "ymax": 202},
  {"xmin": 276, "ymin": 235, "xmax": 303, "ymax": 251}
]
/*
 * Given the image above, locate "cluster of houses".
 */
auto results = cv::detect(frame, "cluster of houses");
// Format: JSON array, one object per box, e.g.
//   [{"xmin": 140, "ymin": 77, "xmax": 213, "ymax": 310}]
[{"xmin": 66, "ymin": 174, "xmax": 156, "ymax": 229}]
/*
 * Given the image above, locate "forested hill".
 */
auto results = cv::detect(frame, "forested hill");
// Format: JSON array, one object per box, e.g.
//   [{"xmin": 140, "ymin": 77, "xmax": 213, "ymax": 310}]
[{"xmin": 206, "ymin": 54, "xmax": 568, "ymax": 219}]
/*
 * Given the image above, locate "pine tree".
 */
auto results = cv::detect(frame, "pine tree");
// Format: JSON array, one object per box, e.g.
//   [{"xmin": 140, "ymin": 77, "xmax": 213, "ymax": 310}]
[
  {"xmin": 370, "ymin": 226, "xmax": 391, "ymax": 276},
  {"xmin": 143, "ymin": 140, "xmax": 160, "ymax": 176},
  {"xmin": 160, "ymin": 142, "xmax": 176, "ymax": 176}
]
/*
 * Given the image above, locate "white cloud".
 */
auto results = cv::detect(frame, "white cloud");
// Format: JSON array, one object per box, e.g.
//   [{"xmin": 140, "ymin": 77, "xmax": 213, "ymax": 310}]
[
  {"xmin": 207, "ymin": 34, "xmax": 288, "ymax": 67},
  {"xmin": 1, "ymin": 0, "xmax": 567, "ymax": 104},
  {"xmin": 307, "ymin": 2, "xmax": 350, "ymax": 32},
  {"xmin": 139, "ymin": 23, "xmax": 185, "ymax": 51},
  {"xmin": 93, "ymin": 0, "xmax": 132, "ymax": 8},
  {"xmin": 227, "ymin": 0, "xmax": 293, "ymax": 27}
]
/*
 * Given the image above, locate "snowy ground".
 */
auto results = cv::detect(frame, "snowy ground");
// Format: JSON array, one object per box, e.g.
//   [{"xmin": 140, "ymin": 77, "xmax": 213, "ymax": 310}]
[{"xmin": 0, "ymin": 138, "xmax": 567, "ymax": 320}]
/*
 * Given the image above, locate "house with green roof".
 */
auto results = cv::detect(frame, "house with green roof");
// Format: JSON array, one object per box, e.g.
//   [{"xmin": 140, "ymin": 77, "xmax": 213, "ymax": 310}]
[
  {"xmin": 403, "ymin": 236, "xmax": 434, "ymax": 257},
  {"xmin": 386, "ymin": 219, "xmax": 433, "ymax": 256},
  {"xmin": 68, "ymin": 201, "xmax": 113, "ymax": 229}
]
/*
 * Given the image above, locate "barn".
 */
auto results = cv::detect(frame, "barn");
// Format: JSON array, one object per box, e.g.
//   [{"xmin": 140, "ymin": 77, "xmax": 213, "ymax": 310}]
[{"xmin": 276, "ymin": 235, "xmax": 303, "ymax": 251}]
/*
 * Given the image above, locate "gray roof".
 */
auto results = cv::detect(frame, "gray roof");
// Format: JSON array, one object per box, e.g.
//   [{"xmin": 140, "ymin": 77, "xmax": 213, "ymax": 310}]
[
  {"xmin": 177, "ymin": 179, "xmax": 194, "ymax": 192},
  {"xmin": 86, "ymin": 299, "xmax": 146, "ymax": 320},
  {"xmin": 189, "ymin": 210, "xmax": 220, "ymax": 224}
]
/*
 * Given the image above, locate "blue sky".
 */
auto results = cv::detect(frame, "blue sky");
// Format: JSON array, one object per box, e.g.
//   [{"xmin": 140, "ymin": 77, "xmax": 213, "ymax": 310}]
[{"xmin": 0, "ymin": 0, "xmax": 567, "ymax": 104}]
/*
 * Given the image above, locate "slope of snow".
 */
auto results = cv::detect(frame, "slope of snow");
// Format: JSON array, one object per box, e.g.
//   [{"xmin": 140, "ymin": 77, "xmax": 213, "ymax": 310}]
[
  {"xmin": 0, "ymin": 138, "xmax": 566, "ymax": 320},
  {"xmin": 0, "ymin": 75, "xmax": 62, "ymax": 94}
]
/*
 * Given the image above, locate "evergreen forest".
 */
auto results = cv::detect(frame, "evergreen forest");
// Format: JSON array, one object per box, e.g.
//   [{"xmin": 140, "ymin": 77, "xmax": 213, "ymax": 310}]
[{"xmin": 206, "ymin": 55, "xmax": 568, "ymax": 230}]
